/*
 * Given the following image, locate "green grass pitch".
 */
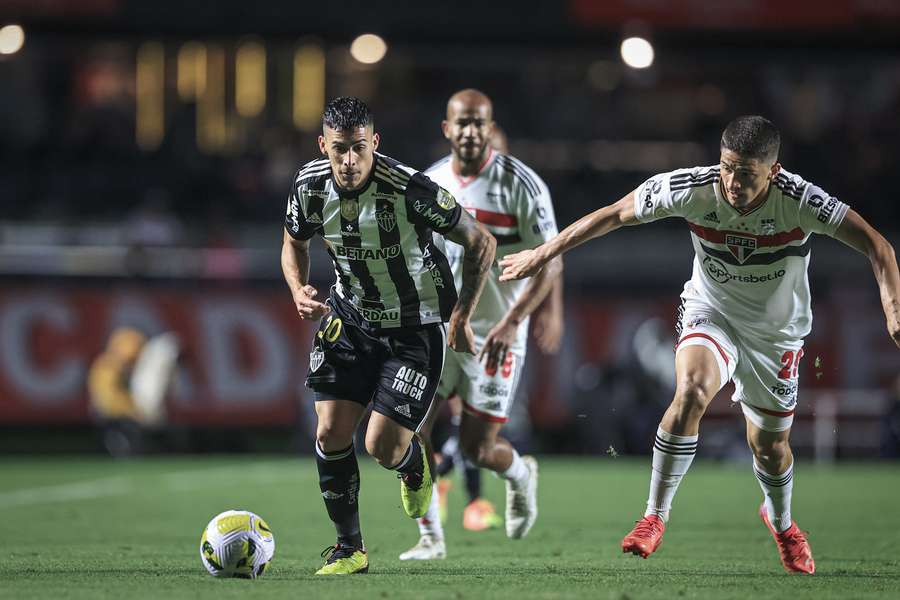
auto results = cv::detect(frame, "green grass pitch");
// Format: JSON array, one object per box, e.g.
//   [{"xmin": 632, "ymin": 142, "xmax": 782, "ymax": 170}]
[{"xmin": 2, "ymin": 456, "xmax": 899, "ymax": 599}]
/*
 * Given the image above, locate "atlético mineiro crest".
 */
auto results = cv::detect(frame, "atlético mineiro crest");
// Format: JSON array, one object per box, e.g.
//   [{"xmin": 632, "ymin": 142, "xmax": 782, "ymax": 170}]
[
  {"xmin": 376, "ymin": 209, "xmax": 396, "ymax": 232},
  {"xmin": 309, "ymin": 349, "xmax": 324, "ymax": 373},
  {"xmin": 725, "ymin": 233, "xmax": 757, "ymax": 263}
]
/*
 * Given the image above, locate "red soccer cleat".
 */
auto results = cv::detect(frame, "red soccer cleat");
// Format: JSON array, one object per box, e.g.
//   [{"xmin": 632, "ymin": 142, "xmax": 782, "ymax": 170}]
[
  {"xmin": 621, "ymin": 514, "xmax": 666, "ymax": 558},
  {"xmin": 759, "ymin": 504, "xmax": 815, "ymax": 574}
]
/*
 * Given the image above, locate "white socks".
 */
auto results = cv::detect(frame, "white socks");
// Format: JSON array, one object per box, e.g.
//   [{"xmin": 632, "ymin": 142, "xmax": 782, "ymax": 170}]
[
  {"xmin": 644, "ymin": 425, "xmax": 794, "ymax": 532},
  {"xmin": 501, "ymin": 450, "xmax": 529, "ymax": 487},
  {"xmin": 416, "ymin": 483, "xmax": 444, "ymax": 540},
  {"xmin": 645, "ymin": 426, "xmax": 698, "ymax": 522},
  {"xmin": 754, "ymin": 460, "xmax": 794, "ymax": 533}
]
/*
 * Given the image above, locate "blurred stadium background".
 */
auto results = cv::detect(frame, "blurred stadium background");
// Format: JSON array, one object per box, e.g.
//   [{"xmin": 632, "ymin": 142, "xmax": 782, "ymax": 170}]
[{"xmin": 2, "ymin": 0, "xmax": 900, "ymax": 463}]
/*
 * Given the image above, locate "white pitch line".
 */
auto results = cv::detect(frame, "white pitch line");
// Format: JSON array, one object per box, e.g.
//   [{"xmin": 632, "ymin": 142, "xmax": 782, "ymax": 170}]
[
  {"xmin": 0, "ymin": 460, "xmax": 298, "ymax": 507},
  {"xmin": 0, "ymin": 476, "xmax": 132, "ymax": 509}
]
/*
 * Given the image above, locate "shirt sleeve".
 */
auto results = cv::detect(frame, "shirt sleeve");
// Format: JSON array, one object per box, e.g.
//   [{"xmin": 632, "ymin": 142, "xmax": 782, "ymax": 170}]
[
  {"xmin": 633, "ymin": 171, "xmax": 690, "ymax": 223},
  {"xmin": 518, "ymin": 175, "xmax": 558, "ymax": 247},
  {"xmin": 404, "ymin": 171, "xmax": 462, "ymax": 234},
  {"xmin": 796, "ymin": 182, "xmax": 849, "ymax": 236},
  {"xmin": 284, "ymin": 173, "xmax": 321, "ymax": 241}
]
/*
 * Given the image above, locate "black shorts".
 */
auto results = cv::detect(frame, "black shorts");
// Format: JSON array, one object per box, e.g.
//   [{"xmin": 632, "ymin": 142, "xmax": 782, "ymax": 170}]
[{"xmin": 305, "ymin": 293, "xmax": 446, "ymax": 432}]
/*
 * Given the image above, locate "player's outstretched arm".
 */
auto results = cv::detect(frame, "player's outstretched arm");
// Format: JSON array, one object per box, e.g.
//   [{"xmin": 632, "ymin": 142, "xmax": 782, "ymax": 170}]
[
  {"xmin": 443, "ymin": 209, "xmax": 497, "ymax": 354},
  {"xmin": 499, "ymin": 190, "xmax": 639, "ymax": 281},
  {"xmin": 832, "ymin": 209, "xmax": 900, "ymax": 348},
  {"xmin": 281, "ymin": 229, "xmax": 330, "ymax": 320}
]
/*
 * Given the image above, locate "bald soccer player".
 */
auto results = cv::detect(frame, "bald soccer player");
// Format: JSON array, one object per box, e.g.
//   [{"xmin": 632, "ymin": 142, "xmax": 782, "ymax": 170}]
[
  {"xmin": 427, "ymin": 122, "xmax": 566, "ymax": 536},
  {"xmin": 399, "ymin": 89, "xmax": 563, "ymax": 560}
]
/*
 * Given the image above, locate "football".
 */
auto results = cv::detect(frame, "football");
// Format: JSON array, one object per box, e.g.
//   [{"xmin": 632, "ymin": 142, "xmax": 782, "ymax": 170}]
[{"xmin": 200, "ymin": 510, "xmax": 275, "ymax": 579}]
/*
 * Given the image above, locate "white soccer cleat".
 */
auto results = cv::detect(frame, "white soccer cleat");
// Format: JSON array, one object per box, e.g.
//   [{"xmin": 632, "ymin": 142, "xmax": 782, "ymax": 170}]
[
  {"xmin": 398, "ymin": 535, "xmax": 446, "ymax": 561},
  {"xmin": 505, "ymin": 455, "xmax": 538, "ymax": 539}
]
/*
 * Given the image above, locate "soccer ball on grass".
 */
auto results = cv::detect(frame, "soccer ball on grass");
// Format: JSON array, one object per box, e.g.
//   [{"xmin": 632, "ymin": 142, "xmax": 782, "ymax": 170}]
[{"xmin": 200, "ymin": 510, "xmax": 275, "ymax": 579}]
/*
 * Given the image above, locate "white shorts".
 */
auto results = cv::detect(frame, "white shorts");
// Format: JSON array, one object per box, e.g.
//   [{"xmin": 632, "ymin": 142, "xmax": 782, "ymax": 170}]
[
  {"xmin": 436, "ymin": 348, "xmax": 524, "ymax": 423},
  {"xmin": 675, "ymin": 300, "xmax": 803, "ymax": 432}
]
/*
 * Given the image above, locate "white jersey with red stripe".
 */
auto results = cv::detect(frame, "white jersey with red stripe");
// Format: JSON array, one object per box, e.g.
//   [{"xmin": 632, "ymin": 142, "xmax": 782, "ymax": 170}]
[
  {"xmin": 426, "ymin": 150, "xmax": 558, "ymax": 354},
  {"xmin": 634, "ymin": 165, "xmax": 849, "ymax": 341}
]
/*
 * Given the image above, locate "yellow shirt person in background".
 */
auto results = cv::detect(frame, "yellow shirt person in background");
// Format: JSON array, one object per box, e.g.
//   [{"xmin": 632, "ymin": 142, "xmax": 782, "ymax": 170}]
[
  {"xmin": 88, "ymin": 327, "xmax": 179, "ymax": 456},
  {"xmin": 88, "ymin": 327, "xmax": 147, "ymax": 422}
]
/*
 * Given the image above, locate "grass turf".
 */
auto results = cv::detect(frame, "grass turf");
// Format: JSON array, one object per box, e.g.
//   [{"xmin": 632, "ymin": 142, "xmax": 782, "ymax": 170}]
[{"xmin": 2, "ymin": 456, "xmax": 899, "ymax": 599}]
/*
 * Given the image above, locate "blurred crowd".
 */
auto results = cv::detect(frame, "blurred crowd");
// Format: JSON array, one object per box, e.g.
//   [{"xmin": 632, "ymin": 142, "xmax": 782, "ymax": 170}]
[{"xmin": 2, "ymin": 40, "xmax": 900, "ymax": 244}]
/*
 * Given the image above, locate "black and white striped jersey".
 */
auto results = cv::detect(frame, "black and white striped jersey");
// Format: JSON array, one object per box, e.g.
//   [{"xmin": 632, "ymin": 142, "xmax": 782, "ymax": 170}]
[{"xmin": 285, "ymin": 152, "xmax": 461, "ymax": 330}]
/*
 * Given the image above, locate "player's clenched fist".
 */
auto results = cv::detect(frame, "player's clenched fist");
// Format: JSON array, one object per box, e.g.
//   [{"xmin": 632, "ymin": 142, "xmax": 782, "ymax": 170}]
[
  {"xmin": 499, "ymin": 247, "xmax": 547, "ymax": 282},
  {"xmin": 292, "ymin": 284, "xmax": 331, "ymax": 320}
]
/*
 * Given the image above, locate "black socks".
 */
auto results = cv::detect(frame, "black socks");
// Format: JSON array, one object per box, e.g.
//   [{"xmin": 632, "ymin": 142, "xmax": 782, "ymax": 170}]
[{"xmin": 315, "ymin": 442, "xmax": 362, "ymax": 548}]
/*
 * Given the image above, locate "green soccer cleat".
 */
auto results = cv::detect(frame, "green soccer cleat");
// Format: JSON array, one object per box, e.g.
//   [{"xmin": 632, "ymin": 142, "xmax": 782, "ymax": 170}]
[
  {"xmin": 315, "ymin": 544, "xmax": 369, "ymax": 575},
  {"xmin": 400, "ymin": 440, "xmax": 433, "ymax": 519}
]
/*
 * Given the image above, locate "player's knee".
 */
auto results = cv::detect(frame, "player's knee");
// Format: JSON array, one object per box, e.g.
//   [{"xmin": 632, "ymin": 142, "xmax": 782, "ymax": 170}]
[
  {"xmin": 316, "ymin": 424, "xmax": 353, "ymax": 453},
  {"xmin": 364, "ymin": 435, "xmax": 405, "ymax": 468},
  {"xmin": 673, "ymin": 377, "xmax": 714, "ymax": 416},
  {"xmin": 750, "ymin": 437, "xmax": 790, "ymax": 467}
]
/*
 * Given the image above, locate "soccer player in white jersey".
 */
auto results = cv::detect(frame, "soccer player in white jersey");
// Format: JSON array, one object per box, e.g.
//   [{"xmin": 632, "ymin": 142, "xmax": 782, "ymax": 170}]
[
  {"xmin": 282, "ymin": 97, "xmax": 496, "ymax": 574},
  {"xmin": 499, "ymin": 116, "xmax": 900, "ymax": 574},
  {"xmin": 426, "ymin": 124, "xmax": 566, "ymax": 536},
  {"xmin": 399, "ymin": 89, "xmax": 563, "ymax": 560}
]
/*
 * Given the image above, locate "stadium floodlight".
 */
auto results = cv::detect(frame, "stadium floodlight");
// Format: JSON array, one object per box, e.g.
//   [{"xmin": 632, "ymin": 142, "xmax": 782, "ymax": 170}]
[
  {"xmin": 620, "ymin": 36, "xmax": 654, "ymax": 69},
  {"xmin": 0, "ymin": 24, "xmax": 25, "ymax": 55},
  {"xmin": 350, "ymin": 33, "xmax": 387, "ymax": 64}
]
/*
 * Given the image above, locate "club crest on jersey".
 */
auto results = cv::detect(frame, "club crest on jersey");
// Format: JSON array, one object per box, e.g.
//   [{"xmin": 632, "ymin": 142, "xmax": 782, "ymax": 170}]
[
  {"xmin": 340, "ymin": 199, "xmax": 359, "ymax": 221},
  {"xmin": 725, "ymin": 233, "xmax": 757, "ymax": 263},
  {"xmin": 437, "ymin": 188, "xmax": 457, "ymax": 210},
  {"xmin": 309, "ymin": 349, "xmax": 324, "ymax": 373},
  {"xmin": 376, "ymin": 209, "xmax": 396, "ymax": 232}
]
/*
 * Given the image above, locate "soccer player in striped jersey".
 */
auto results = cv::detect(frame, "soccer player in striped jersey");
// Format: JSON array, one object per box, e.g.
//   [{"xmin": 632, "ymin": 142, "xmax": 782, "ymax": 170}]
[
  {"xmin": 399, "ymin": 90, "xmax": 563, "ymax": 560},
  {"xmin": 282, "ymin": 97, "xmax": 496, "ymax": 575},
  {"xmin": 500, "ymin": 116, "xmax": 900, "ymax": 574}
]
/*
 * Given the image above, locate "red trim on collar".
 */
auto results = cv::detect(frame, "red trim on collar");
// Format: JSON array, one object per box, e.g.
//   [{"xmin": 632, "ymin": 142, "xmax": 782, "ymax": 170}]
[{"xmin": 453, "ymin": 148, "xmax": 494, "ymax": 188}]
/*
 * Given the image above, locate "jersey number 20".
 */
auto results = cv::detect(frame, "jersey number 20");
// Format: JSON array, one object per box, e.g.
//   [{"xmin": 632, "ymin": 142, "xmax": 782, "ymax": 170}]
[{"xmin": 777, "ymin": 348, "xmax": 804, "ymax": 379}]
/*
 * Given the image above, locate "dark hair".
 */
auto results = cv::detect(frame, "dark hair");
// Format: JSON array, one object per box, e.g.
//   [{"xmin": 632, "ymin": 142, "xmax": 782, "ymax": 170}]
[
  {"xmin": 720, "ymin": 115, "xmax": 780, "ymax": 162},
  {"xmin": 322, "ymin": 97, "xmax": 373, "ymax": 131}
]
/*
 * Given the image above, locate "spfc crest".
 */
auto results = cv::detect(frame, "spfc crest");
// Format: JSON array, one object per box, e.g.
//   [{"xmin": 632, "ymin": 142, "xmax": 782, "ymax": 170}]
[
  {"xmin": 309, "ymin": 348, "xmax": 324, "ymax": 373},
  {"xmin": 340, "ymin": 198, "xmax": 359, "ymax": 221},
  {"xmin": 725, "ymin": 233, "xmax": 757, "ymax": 263},
  {"xmin": 376, "ymin": 209, "xmax": 396, "ymax": 232}
]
